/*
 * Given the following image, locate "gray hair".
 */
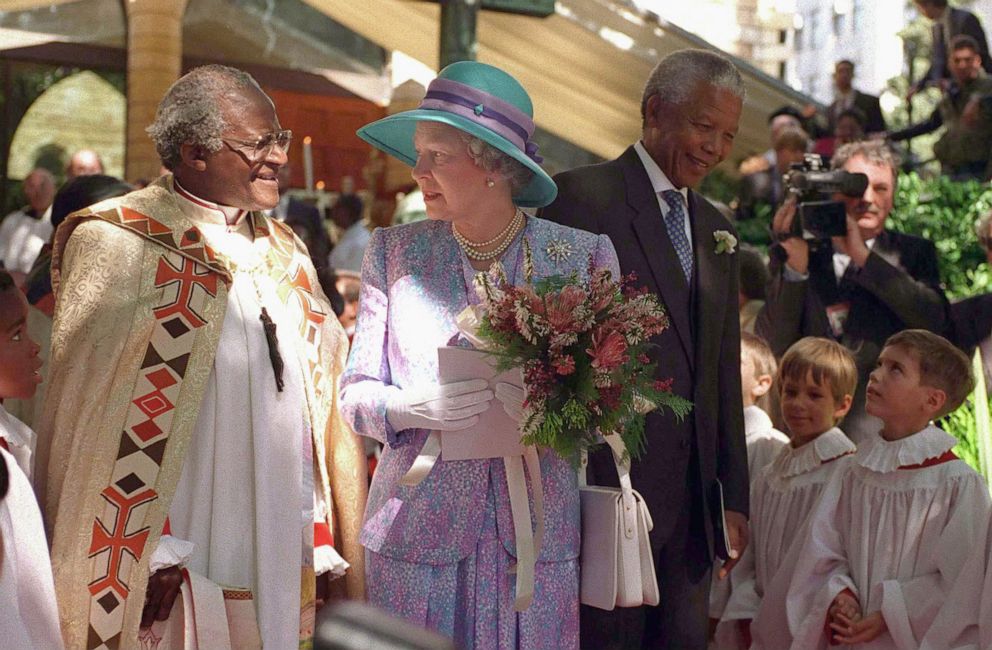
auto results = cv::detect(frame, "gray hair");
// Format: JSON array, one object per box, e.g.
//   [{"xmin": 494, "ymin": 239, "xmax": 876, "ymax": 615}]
[
  {"xmin": 831, "ymin": 140, "xmax": 901, "ymax": 188},
  {"xmin": 640, "ymin": 49, "xmax": 746, "ymax": 125},
  {"xmin": 147, "ymin": 65, "xmax": 262, "ymax": 170},
  {"xmin": 458, "ymin": 132, "xmax": 533, "ymax": 193}
]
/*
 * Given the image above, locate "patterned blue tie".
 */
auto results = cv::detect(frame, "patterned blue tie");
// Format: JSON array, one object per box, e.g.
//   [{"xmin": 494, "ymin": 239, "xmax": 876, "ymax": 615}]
[{"xmin": 661, "ymin": 189, "xmax": 693, "ymax": 284}]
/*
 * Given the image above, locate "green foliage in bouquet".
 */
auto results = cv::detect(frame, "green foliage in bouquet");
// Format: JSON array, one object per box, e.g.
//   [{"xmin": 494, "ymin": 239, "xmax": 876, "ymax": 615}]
[{"xmin": 471, "ymin": 242, "xmax": 692, "ymax": 466}]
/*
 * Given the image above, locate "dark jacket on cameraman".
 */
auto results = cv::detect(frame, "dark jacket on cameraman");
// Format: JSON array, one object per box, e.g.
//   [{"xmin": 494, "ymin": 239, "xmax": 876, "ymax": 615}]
[{"xmin": 757, "ymin": 229, "xmax": 948, "ymax": 442}]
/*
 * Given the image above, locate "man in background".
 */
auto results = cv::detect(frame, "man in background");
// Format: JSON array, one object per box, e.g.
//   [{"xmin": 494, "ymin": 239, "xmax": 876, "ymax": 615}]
[
  {"xmin": 911, "ymin": 0, "xmax": 992, "ymax": 96},
  {"xmin": 0, "ymin": 168, "xmax": 55, "ymax": 286},
  {"xmin": 890, "ymin": 35, "xmax": 992, "ymax": 180},
  {"xmin": 65, "ymin": 148, "xmax": 104, "ymax": 179}
]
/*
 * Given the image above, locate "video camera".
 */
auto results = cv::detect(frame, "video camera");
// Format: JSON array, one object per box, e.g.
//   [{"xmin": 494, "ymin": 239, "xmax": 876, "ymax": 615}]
[{"xmin": 783, "ymin": 154, "xmax": 868, "ymax": 240}]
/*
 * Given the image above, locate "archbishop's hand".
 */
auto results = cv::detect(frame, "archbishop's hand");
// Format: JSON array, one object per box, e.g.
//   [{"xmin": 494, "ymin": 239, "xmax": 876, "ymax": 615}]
[
  {"xmin": 141, "ymin": 566, "xmax": 183, "ymax": 629},
  {"xmin": 718, "ymin": 510, "xmax": 749, "ymax": 577}
]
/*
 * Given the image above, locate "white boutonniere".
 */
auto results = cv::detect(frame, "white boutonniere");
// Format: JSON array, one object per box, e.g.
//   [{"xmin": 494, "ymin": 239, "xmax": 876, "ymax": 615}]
[{"xmin": 713, "ymin": 230, "xmax": 737, "ymax": 255}]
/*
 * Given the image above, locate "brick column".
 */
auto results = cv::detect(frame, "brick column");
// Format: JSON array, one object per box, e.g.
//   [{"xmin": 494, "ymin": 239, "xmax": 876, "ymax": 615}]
[{"xmin": 124, "ymin": 0, "xmax": 188, "ymax": 182}]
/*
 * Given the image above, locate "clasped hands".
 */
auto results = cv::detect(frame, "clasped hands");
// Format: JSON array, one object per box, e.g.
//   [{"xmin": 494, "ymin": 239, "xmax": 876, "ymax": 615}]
[
  {"xmin": 386, "ymin": 379, "xmax": 525, "ymax": 433},
  {"xmin": 827, "ymin": 590, "xmax": 887, "ymax": 645}
]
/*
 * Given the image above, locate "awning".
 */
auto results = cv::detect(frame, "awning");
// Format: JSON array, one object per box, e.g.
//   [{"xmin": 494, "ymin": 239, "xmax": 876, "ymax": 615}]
[{"xmin": 304, "ymin": 0, "xmax": 814, "ymax": 164}]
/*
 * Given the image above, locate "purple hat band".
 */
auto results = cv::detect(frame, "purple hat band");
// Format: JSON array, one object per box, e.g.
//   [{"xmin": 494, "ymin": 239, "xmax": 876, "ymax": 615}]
[{"xmin": 419, "ymin": 77, "xmax": 543, "ymax": 163}]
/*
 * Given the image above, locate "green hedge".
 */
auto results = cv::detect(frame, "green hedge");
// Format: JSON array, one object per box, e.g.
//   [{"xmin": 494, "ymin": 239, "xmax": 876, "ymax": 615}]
[
  {"xmin": 885, "ymin": 173, "xmax": 991, "ymax": 477},
  {"xmin": 887, "ymin": 173, "xmax": 992, "ymax": 300}
]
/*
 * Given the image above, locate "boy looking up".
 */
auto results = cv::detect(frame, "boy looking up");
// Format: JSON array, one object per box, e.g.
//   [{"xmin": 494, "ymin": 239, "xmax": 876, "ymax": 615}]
[
  {"xmin": 721, "ymin": 337, "xmax": 857, "ymax": 649},
  {"xmin": 790, "ymin": 330, "xmax": 990, "ymax": 649},
  {"xmin": 0, "ymin": 269, "xmax": 62, "ymax": 648},
  {"xmin": 0, "ymin": 269, "xmax": 42, "ymax": 478}
]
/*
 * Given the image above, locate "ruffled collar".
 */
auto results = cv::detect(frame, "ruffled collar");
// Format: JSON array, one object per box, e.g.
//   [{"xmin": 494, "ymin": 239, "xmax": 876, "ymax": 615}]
[
  {"xmin": 0, "ymin": 404, "xmax": 34, "ymax": 449},
  {"xmin": 772, "ymin": 427, "xmax": 855, "ymax": 478},
  {"xmin": 857, "ymin": 424, "xmax": 957, "ymax": 473},
  {"xmin": 744, "ymin": 405, "xmax": 773, "ymax": 439}
]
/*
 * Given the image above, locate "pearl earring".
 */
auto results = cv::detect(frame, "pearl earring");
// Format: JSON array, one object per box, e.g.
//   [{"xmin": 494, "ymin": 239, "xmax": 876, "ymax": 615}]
[{"xmin": 486, "ymin": 178, "xmax": 495, "ymax": 188}]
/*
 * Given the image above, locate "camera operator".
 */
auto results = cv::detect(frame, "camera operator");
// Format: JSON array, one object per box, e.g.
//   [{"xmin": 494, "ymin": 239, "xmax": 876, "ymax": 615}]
[{"xmin": 757, "ymin": 141, "xmax": 949, "ymax": 442}]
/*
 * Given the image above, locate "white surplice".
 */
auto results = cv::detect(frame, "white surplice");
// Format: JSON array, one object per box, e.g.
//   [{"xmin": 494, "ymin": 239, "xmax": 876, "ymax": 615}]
[
  {"xmin": 0, "ymin": 403, "xmax": 36, "ymax": 480},
  {"xmin": 0, "ymin": 446, "xmax": 63, "ymax": 649},
  {"xmin": 149, "ymin": 188, "xmax": 343, "ymax": 649},
  {"xmin": 716, "ymin": 427, "xmax": 855, "ymax": 650},
  {"xmin": 709, "ymin": 406, "xmax": 790, "ymax": 634},
  {"xmin": 785, "ymin": 426, "xmax": 991, "ymax": 650}
]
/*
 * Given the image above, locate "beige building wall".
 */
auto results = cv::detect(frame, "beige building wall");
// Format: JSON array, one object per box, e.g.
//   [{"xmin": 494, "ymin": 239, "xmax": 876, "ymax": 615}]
[{"xmin": 124, "ymin": 0, "xmax": 189, "ymax": 182}]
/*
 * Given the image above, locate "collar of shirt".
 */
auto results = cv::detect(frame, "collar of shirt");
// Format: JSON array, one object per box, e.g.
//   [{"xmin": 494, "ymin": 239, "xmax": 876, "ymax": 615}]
[
  {"xmin": 833, "ymin": 237, "xmax": 875, "ymax": 281},
  {"xmin": 174, "ymin": 179, "xmax": 249, "ymax": 228},
  {"xmin": 834, "ymin": 89, "xmax": 854, "ymax": 111},
  {"xmin": 633, "ymin": 141, "xmax": 693, "ymax": 244}
]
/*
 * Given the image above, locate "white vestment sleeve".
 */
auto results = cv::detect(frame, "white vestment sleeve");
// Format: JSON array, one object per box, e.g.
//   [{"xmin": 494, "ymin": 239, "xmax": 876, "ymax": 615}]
[{"xmin": 148, "ymin": 535, "xmax": 196, "ymax": 573}]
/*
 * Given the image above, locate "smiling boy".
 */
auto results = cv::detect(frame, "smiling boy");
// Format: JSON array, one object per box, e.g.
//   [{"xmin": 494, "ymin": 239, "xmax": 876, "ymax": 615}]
[
  {"xmin": 721, "ymin": 337, "xmax": 857, "ymax": 649},
  {"xmin": 788, "ymin": 329, "xmax": 991, "ymax": 649}
]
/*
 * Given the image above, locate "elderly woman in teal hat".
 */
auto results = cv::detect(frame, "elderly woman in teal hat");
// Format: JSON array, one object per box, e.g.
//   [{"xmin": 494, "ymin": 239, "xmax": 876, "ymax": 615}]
[{"xmin": 340, "ymin": 62, "xmax": 619, "ymax": 647}]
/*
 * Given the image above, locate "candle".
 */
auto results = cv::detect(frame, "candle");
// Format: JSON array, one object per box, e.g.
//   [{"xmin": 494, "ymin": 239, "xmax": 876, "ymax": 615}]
[{"xmin": 303, "ymin": 136, "xmax": 314, "ymax": 192}]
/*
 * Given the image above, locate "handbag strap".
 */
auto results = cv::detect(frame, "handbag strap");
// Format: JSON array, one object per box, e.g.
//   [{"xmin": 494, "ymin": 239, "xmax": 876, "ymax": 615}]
[{"xmin": 580, "ymin": 435, "xmax": 639, "ymax": 540}]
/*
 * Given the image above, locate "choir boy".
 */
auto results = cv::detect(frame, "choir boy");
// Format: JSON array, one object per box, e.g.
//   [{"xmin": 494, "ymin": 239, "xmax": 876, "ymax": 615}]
[
  {"xmin": 0, "ymin": 269, "xmax": 62, "ymax": 648},
  {"xmin": 710, "ymin": 333, "xmax": 791, "ymax": 644},
  {"xmin": 718, "ymin": 337, "xmax": 858, "ymax": 649},
  {"xmin": 788, "ymin": 330, "xmax": 990, "ymax": 649}
]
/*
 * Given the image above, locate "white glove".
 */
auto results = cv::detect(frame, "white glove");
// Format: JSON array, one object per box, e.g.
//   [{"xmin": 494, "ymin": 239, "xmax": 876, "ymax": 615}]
[
  {"xmin": 386, "ymin": 379, "xmax": 494, "ymax": 433},
  {"xmin": 495, "ymin": 382, "xmax": 526, "ymax": 422}
]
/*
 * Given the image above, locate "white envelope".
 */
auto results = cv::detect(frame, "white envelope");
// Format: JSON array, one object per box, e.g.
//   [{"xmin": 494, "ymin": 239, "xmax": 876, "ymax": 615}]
[{"xmin": 437, "ymin": 346, "xmax": 526, "ymax": 460}]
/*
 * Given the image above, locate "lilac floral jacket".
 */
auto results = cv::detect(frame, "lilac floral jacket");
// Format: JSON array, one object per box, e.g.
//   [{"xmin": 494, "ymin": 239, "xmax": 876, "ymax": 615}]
[{"xmin": 340, "ymin": 217, "xmax": 620, "ymax": 564}]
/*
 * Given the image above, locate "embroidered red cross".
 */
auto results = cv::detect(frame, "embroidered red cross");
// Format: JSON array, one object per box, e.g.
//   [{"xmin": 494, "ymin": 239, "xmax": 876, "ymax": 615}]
[
  {"xmin": 88, "ymin": 486, "xmax": 157, "ymax": 598},
  {"xmin": 153, "ymin": 256, "xmax": 220, "ymax": 328},
  {"xmin": 290, "ymin": 266, "xmax": 326, "ymax": 334}
]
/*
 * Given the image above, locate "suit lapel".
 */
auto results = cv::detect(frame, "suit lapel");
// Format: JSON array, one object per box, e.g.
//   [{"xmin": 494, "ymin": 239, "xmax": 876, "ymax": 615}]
[
  {"xmin": 620, "ymin": 149, "xmax": 695, "ymax": 366},
  {"xmin": 689, "ymin": 192, "xmax": 727, "ymax": 366}
]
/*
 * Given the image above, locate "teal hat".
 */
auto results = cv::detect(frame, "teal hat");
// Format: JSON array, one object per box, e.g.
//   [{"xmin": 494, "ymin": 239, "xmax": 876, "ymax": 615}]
[{"xmin": 357, "ymin": 61, "xmax": 557, "ymax": 208}]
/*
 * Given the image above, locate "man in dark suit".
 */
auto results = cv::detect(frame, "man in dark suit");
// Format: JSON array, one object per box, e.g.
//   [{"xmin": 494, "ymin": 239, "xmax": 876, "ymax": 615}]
[
  {"xmin": 911, "ymin": 0, "xmax": 992, "ymax": 96},
  {"xmin": 541, "ymin": 49, "xmax": 750, "ymax": 649},
  {"xmin": 758, "ymin": 140, "xmax": 948, "ymax": 442},
  {"xmin": 827, "ymin": 60, "xmax": 886, "ymax": 135}
]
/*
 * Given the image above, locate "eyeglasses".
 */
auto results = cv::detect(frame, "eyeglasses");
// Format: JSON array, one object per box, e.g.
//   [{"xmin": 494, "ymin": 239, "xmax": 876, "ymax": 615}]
[{"xmin": 220, "ymin": 129, "xmax": 293, "ymax": 162}]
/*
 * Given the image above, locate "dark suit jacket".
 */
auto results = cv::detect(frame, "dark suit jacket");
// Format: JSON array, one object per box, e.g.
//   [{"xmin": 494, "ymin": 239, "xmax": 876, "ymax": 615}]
[
  {"xmin": 828, "ymin": 90, "xmax": 887, "ymax": 134},
  {"xmin": 757, "ymin": 230, "xmax": 948, "ymax": 440},
  {"xmin": 541, "ymin": 146, "xmax": 749, "ymax": 556},
  {"xmin": 922, "ymin": 7, "xmax": 992, "ymax": 88}
]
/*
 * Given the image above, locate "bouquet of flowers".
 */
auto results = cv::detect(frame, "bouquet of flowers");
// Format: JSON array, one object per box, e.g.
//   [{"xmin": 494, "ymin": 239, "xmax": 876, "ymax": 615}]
[{"xmin": 470, "ymin": 242, "xmax": 692, "ymax": 466}]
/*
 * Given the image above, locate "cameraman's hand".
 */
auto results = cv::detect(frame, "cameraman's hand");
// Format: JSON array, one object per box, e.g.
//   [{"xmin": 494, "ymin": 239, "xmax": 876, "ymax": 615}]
[
  {"xmin": 831, "ymin": 213, "xmax": 870, "ymax": 268},
  {"xmin": 771, "ymin": 196, "xmax": 809, "ymax": 275}
]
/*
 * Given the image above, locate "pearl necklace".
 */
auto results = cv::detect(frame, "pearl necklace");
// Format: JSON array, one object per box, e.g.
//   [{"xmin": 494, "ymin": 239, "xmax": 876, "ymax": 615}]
[{"xmin": 452, "ymin": 209, "xmax": 524, "ymax": 261}]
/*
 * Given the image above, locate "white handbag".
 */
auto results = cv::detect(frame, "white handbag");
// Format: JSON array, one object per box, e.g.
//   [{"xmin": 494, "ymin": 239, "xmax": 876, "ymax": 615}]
[{"xmin": 579, "ymin": 434, "xmax": 660, "ymax": 610}]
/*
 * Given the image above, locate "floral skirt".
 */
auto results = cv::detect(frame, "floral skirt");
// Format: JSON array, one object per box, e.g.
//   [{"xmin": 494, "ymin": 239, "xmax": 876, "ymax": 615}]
[{"xmin": 366, "ymin": 482, "xmax": 579, "ymax": 649}]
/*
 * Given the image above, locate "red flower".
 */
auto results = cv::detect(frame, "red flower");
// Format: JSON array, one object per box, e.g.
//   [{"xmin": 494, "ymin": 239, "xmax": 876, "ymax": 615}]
[
  {"xmin": 586, "ymin": 328, "xmax": 628, "ymax": 370},
  {"xmin": 599, "ymin": 385, "xmax": 622, "ymax": 409},
  {"xmin": 653, "ymin": 378, "xmax": 674, "ymax": 392},
  {"xmin": 552, "ymin": 354, "xmax": 576, "ymax": 376},
  {"xmin": 545, "ymin": 284, "xmax": 588, "ymax": 333}
]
